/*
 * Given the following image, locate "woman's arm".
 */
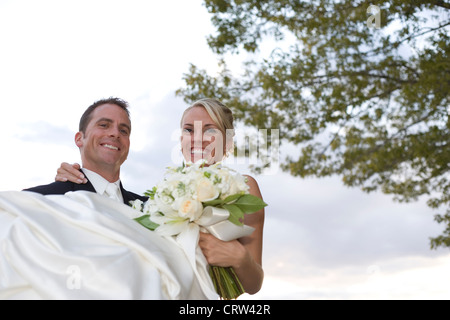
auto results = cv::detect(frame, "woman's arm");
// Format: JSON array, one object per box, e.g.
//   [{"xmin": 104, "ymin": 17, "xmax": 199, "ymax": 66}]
[{"xmin": 199, "ymin": 175, "xmax": 265, "ymax": 295}]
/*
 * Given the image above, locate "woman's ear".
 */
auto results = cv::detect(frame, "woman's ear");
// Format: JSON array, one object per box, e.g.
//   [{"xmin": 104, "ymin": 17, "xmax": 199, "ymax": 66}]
[{"xmin": 75, "ymin": 132, "xmax": 84, "ymax": 148}]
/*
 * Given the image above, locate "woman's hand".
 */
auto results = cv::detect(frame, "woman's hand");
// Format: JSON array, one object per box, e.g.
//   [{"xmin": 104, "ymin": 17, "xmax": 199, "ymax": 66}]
[
  {"xmin": 198, "ymin": 232, "xmax": 263, "ymax": 294},
  {"xmin": 55, "ymin": 162, "xmax": 88, "ymax": 184},
  {"xmin": 198, "ymin": 232, "xmax": 249, "ymax": 269}
]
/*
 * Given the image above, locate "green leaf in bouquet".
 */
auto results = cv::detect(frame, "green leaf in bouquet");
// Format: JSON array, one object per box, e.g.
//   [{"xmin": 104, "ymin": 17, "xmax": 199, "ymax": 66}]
[
  {"xmin": 144, "ymin": 187, "xmax": 157, "ymax": 200},
  {"xmin": 134, "ymin": 215, "xmax": 159, "ymax": 231},
  {"xmin": 203, "ymin": 193, "xmax": 245, "ymax": 207},
  {"xmin": 223, "ymin": 204, "xmax": 245, "ymax": 226},
  {"xmin": 222, "ymin": 193, "xmax": 244, "ymax": 204},
  {"xmin": 203, "ymin": 171, "xmax": 212, "ymax": 179},
  {"xmin": 202, "ymin": 198, "xmax": 225, "ymax": 206},
  {"xmin": 234, "ymin": 194, "xmax": 268, "ymax": 214}
]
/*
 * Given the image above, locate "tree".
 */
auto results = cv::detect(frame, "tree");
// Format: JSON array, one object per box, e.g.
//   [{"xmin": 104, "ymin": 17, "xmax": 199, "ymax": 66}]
[{"xmin": 176, "ymin": 0, "xmax": 450, "ymax": 248}]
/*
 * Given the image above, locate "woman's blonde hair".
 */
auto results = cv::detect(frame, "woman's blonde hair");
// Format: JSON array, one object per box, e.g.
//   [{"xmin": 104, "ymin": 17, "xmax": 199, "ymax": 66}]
[{"xmin": 181, "ymin": 98, "xmax": 235, "ymax": 155}]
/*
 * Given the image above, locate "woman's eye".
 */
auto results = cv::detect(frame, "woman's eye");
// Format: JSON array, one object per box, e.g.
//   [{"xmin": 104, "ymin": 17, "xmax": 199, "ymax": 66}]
[
  {"xmin": 182, "ymin": 128, "xmax": 193, "ymax": 134},
  {"xmin": 204, "ymin": 128, "xmax": 220, "ymax": 135}
]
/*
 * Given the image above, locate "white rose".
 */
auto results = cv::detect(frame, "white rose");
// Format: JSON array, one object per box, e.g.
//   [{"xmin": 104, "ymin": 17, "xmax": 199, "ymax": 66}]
[
  {"xmin": 226, "ymin": 173, "xmax": 249, "ymax": 197},
  {"xmin": 164, "ymin": 180, "xmax": 179, "ymax": 193},
  {"xmin": 215, "ymin": 169, "xmax": 247, "ymax": 198},
  {"xmin": 196, "ymin": 177, "xmax": 220, "ymax": 202},
  {"xmin": 177, "ymin": 198, "xmax": 203, "ymax": 221},
  {"xmin": 154, "ymin": 192, "xmax": 175, "ymax": 214}
]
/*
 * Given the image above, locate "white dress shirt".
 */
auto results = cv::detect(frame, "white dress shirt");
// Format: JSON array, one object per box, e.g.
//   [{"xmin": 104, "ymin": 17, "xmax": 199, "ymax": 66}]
[{"xmin": 81, "ymin": 168, "xmax": 124, "ymax": 203}]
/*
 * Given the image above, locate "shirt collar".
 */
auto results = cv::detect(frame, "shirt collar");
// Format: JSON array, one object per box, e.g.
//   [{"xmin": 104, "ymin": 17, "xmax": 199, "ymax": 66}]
[{"xmin": 81, "ymin": 168, "xmax": 122, "ymax": 198}]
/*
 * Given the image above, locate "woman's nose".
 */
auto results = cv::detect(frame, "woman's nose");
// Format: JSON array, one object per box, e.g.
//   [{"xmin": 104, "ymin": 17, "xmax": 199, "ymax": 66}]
[{"xmin": 192, "ymin": 121, "xmax": 204, "ymax": 144}]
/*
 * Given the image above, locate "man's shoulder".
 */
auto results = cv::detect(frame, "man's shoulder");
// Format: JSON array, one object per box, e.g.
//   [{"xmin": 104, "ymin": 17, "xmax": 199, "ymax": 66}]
[{"xmin": 23, "ymin": 181, "xmax": 94, "ymax": 195}]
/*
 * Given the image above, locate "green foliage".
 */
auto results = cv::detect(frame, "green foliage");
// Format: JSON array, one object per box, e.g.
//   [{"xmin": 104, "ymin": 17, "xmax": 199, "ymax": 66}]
[
  {"xmin": 205, "ymin": 193, "xmax": 268, "ymax": 226},
  {"xmin": 144, "ymin": 186, "xmax": 157, "ymax": 200},
  {"xmin": 177, "ymin": 0, "xmax": 450, "ymax": 248},
  {"xmin": 135, "ymin": 215, "xmax": 159, "ymax": 231}
]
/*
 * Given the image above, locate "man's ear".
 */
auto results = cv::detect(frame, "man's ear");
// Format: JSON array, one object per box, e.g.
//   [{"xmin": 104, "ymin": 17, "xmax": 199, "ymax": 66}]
[{"xmin": 75, "ymin": 132, "xmax": 84, "ymax": 148}]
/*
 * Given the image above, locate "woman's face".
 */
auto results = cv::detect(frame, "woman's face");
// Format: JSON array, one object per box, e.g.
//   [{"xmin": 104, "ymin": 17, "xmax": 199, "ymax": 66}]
[{"xmin": 180, "ymin": 107, "xmax": 225, "ymax": 164}]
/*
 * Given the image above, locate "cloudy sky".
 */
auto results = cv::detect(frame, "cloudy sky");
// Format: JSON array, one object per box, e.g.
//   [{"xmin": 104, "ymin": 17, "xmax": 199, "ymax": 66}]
[{"xmin": 1, "ymin": 0, "xmax": 449, "ymax": 299}]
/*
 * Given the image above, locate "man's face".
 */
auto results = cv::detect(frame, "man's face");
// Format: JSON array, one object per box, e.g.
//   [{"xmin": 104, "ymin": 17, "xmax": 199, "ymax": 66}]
[{"xmin": 75, "ymin": 104, "xmax": 131, "ymax": 175}]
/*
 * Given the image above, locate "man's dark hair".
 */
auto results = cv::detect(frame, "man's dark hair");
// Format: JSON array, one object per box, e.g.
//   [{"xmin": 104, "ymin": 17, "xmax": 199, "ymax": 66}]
[{"xmin": 79, "ymin": 97, "xmax": 130, "ymax": 134}]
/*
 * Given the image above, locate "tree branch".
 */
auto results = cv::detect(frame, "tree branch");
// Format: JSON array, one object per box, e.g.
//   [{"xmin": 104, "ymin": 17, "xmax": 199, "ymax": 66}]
[{"xmin": 430, "ymin": 0, "xmax": 450, "ymax": 10}]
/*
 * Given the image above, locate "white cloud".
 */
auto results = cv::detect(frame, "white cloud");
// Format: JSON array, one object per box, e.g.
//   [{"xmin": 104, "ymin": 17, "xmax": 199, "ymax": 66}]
[{"xmin": 243, "ymin": 254, "xmax": 450, "ymax": 300}]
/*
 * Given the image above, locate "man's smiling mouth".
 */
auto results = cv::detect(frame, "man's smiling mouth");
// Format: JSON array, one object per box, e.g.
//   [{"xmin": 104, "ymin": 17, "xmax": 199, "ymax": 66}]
[{"xmin": 102, "ymin": 144, "xmax": 119, "ymax": 151}]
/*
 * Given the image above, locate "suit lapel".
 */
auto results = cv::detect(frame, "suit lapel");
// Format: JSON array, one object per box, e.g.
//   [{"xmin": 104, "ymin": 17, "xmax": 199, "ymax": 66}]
[
  {"xmin": 73, "ymin": 179, "xmax": 97, "ymax": 193},
  {"xmin": 120, "ymin": 182, "xmax": 132, "ymax": 206}
]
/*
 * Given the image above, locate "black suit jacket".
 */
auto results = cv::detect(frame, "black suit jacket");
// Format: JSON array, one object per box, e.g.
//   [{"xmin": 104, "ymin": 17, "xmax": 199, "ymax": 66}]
[{"xmin": 24, "ymin": 178, "xmax": 148, "ymax": 206}]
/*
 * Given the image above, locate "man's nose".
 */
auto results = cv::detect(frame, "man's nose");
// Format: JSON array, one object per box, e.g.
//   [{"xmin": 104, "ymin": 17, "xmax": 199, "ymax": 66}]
[{"xmin": 108, "ymin": 125, "xmax": 121, "ymax": 138}]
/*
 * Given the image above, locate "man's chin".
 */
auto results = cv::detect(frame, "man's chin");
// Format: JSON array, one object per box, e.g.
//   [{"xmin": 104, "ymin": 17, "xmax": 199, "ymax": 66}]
[{"xmin": 96, "ymin": 156, "xmax": 126, "ymax": 169}]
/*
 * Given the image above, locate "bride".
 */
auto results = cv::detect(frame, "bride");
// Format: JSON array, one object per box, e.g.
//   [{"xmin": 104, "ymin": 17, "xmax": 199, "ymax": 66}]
[{"xmin": 56, "ymin": 98, "xmax": 266, "ymax": 296}]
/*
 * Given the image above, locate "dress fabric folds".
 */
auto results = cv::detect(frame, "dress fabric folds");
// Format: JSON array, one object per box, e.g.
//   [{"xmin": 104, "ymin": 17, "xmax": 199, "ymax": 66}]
[{"xmin": 0, "ymin": 191, "xmax": 218, "ymax": 300}]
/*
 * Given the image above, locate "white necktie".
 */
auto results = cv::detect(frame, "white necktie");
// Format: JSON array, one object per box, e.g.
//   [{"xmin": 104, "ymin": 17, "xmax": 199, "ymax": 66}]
[{"xmin": 105, "ymin": 183, "xmax": 121, "ymax": 202}]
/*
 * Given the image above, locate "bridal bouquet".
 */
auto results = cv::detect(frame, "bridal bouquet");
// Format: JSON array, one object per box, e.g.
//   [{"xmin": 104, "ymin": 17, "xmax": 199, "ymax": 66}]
[{"xmin": 130, "ymin": 161, "xmax": 267, "ymax": 300}]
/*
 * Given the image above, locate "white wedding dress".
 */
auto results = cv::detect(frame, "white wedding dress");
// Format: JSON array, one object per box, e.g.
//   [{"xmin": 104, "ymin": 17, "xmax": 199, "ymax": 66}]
[{"xmin": 0, "ymin": 191, "xmax": 219, "ymax": 300}]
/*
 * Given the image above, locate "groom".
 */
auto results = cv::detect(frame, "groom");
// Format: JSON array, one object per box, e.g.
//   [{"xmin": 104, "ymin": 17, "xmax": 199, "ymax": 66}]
[{"xmin": 24, "ymin": 97, "xmax": 147, "ymax": 205}]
